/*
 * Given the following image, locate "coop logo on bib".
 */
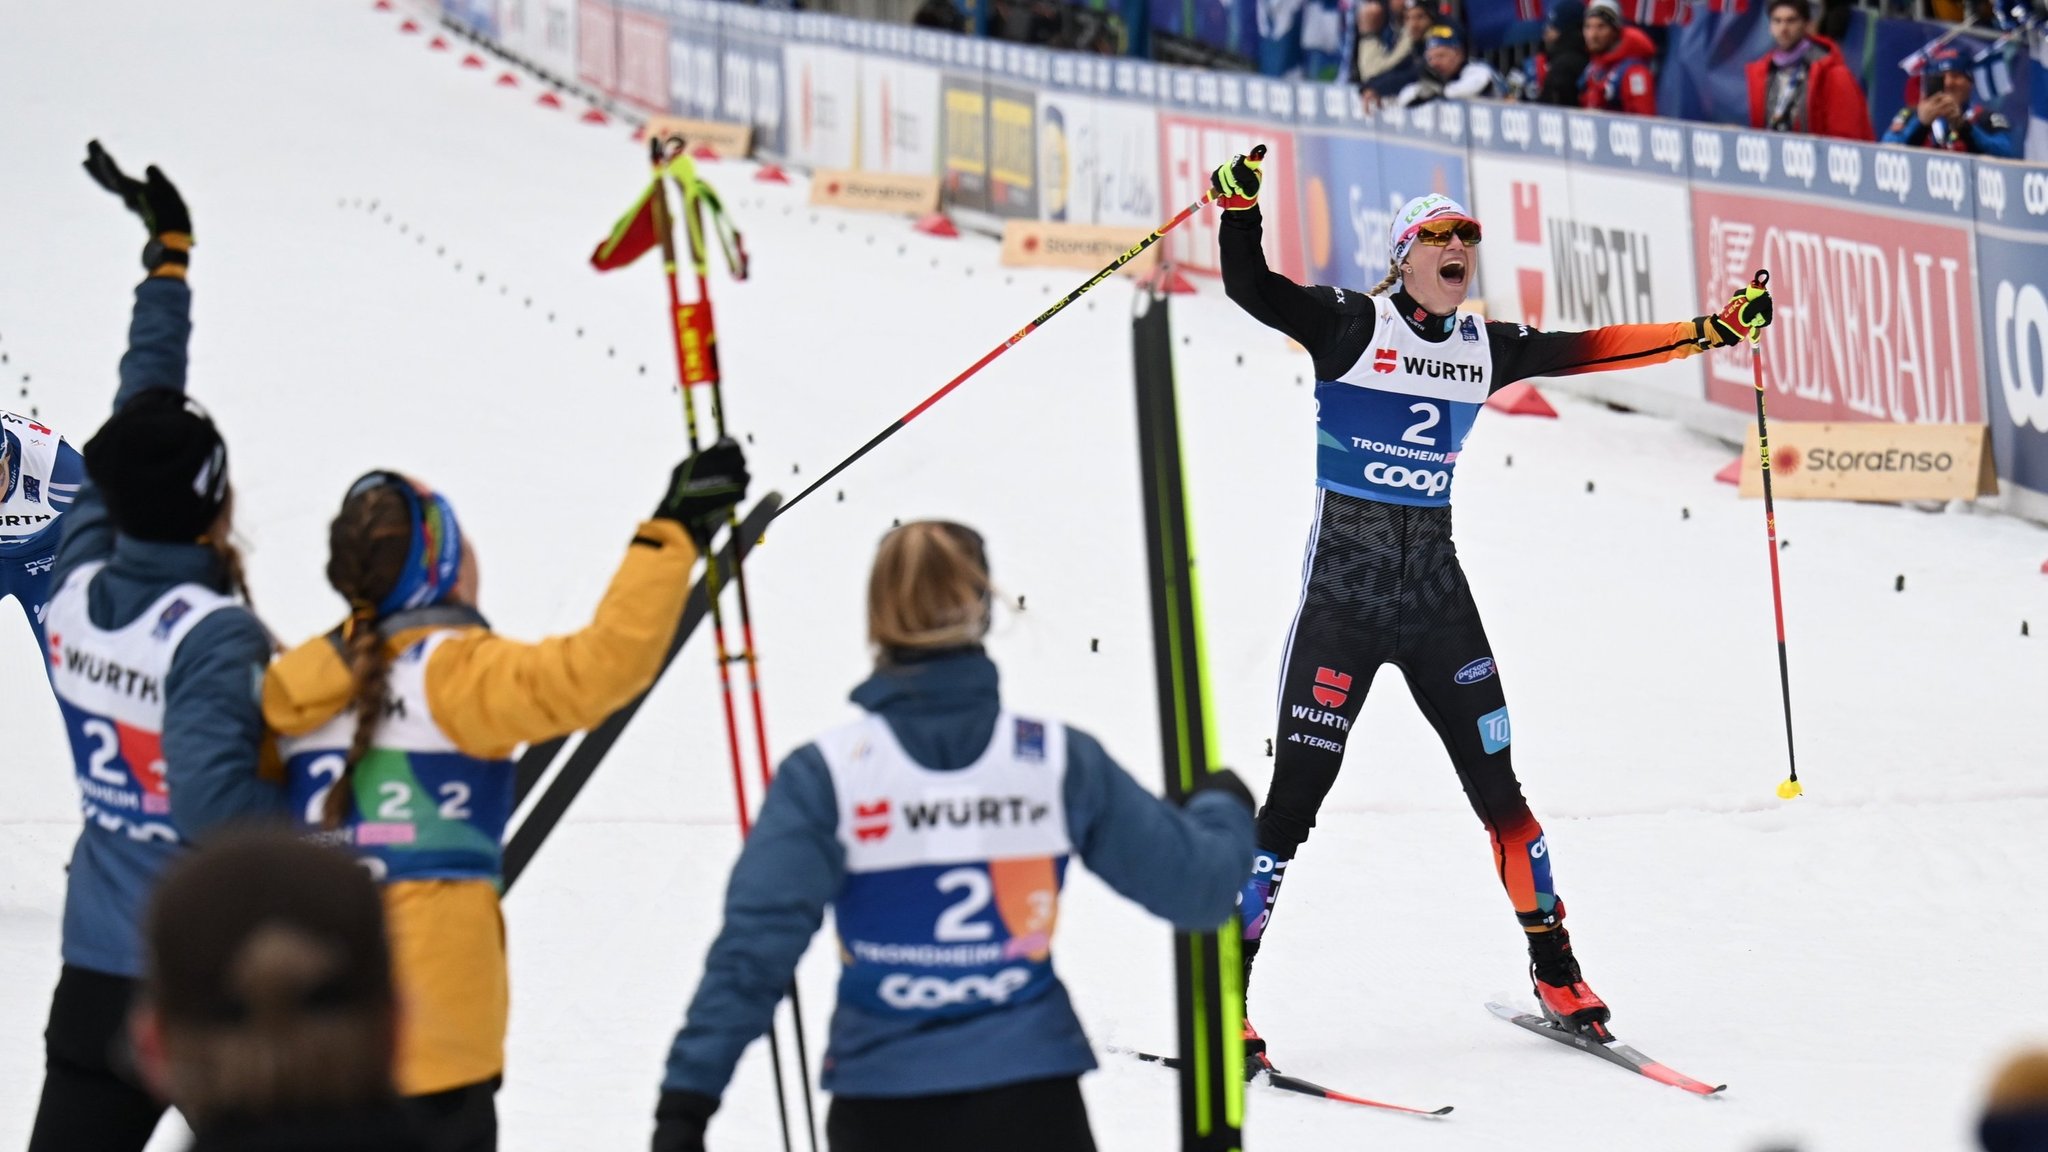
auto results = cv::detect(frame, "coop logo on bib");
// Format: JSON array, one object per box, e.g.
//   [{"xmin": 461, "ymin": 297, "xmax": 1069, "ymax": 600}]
[
  {"xmin": 879, "ymin": 967, "xmax": 1033, "ymax": 1010},
  {"xmin": 1362, "ymin": 461, "xmax": 1450, "ymax": 496}
]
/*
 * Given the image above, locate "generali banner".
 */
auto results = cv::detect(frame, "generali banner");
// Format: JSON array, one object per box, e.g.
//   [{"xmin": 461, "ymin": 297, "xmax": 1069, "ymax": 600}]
[
  {"xmin": 999, "ymin": 220, "xmax": 1159, "ymax": 276},
  {"xmin": 1739, "ymin": 422, "xmax": 1997, "ymax": 502},
  {"xmin": 807, "ymin": 169, "xmax": 941, "ymax": 215}
]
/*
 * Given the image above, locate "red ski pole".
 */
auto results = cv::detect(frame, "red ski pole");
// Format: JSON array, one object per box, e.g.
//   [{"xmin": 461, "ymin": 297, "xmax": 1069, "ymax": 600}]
[{"xmin": 1742, "ymin": 269, "xmax": 1801, "ymax": 800}]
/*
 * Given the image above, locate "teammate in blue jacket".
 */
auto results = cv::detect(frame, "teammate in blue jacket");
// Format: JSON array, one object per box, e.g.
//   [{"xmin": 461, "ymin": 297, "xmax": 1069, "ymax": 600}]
[
  {"xmin": 1210, "ymin": 153, "xmax": 1772, "ymax": 1065},
  {"xmin": 1881, "ymin": 45, "xmax": 2019, "ymax": 159},
  {"xmin": 0, "ymin": 409, "xmax": 83, "ymax": 650},
  {"xmin": 28, "ymin": 143, "xmax": 286, "ymax": 1152},
  {"xmin": 652, "ymin": 521, "xmax": 1256, "ymax": 1152}
]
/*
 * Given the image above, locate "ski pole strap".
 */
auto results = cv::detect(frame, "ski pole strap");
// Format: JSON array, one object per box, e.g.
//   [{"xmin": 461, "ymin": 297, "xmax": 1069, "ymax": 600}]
[{"xmin": 666, "ymin": 159, "xmax": 747, "ymax": 283}]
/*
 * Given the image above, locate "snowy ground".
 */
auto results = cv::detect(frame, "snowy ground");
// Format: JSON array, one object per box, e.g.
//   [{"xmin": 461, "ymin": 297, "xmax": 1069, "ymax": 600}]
[{"xmin": 4, "ymin": 4, "xmax": 2048, "ymax": 1149}]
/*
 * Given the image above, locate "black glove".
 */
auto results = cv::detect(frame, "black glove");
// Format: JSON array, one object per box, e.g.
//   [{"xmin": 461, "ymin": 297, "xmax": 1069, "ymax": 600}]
[
  {"xmin": 651, "ymin": 1089, "xmax": 718, "ymax": 1152},
  {"xmin": 84, "ymin": 141, "xmax": 192, "ymax": 274},
  {"xmin": 1190, "ymin": 767, "xmax": 1255, "ymax": 815},
  {"xmin": 654, "ymin": 438, "xmax": 749, "ymax": 547},
  {"xmin": 1209, "ymin": 154, "xmax": 1262, "ymax": 211}
]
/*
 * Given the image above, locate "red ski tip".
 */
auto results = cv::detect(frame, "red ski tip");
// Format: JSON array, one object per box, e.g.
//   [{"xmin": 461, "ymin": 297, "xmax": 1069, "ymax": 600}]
[
  {"xmin": 580, "ymin": 106, "xmax": 610, "ymax": 125},
  {"xmin": 398, "ymin": 18, "xmax": 420, "ymax": 32},
  {"xmin": 428, "ymin": 35, "xmax": 449, "ymax": 50},
  {"xmin": 753, "ymin": 164, "xmax": 790, "ymax": 183},
  {"xmin": 461, "ymin": 53, "xmax": 485, "ymax": 68},
  {"xmin": 913, "ymin": 213, "xmax": 959, "ymax": 238},
  {"xmin": 1485, "ymin": 380, "xmax": 1558, "ymax": 418},
  {"xmin": 495, "ymin": 71, "xmax": 518, "ymax": 87},
  {"xmin": 537, "ymin": 92, "xmax": 563, "ymax": 109},
  {"xmin": 1715, "ymin": 456, "xmax": 1743, "ymax": 486},
  {"xmin": 690, "ymin": 142, "xmax": 721, "ymax": 160}
]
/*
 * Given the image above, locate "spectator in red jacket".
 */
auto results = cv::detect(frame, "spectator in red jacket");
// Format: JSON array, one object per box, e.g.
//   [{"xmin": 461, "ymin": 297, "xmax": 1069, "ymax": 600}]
[
  {"xmin": 1580, "ymin": 0, "xmax": 1658, "ymax": 115},
  {"xmin": 1746, "ymin": 0, "xmax": 1874, "ymax": 140}
]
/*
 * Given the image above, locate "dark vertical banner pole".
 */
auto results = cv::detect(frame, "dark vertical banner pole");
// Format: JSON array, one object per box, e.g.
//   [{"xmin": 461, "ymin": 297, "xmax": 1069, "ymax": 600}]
[{"xmin": 1131, "ymin": 288, "xmax": 1246, "ymax": 1152}]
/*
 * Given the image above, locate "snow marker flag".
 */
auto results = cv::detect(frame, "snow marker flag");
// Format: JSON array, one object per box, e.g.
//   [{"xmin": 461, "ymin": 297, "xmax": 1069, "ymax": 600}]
[{"xmin": 590, "ymin": 177, "xmax": 662, "ymax": 271}]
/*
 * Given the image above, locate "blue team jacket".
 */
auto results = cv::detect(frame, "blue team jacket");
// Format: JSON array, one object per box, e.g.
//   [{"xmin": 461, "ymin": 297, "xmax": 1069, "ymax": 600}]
[
  {"xmin": 48, "ymin": 277, "xmax": 284, "ymax": 977},
  {"xmin": 661, "ymin": 648, "xmax": 1254, "ymax": 1101}
]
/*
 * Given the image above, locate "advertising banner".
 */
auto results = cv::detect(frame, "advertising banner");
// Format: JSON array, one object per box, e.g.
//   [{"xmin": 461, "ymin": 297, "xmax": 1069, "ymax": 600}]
[
  {"xmin": 668, "ymin": 1, "xmax": 721, "ymax": 122},
  {"xmin": 444, "ymin": 0, "xmax": 500, "ymax": 39},
  {"xmin": 615, "ymin": 7, "xmax": 670, "ymax": 113},
  {"xmin": 1296, "ymin": 130, "xmax": 1467, "ymax": 294},
  {"xmin": 808, "ymin": 169, "xmax": 943, "ymax": 215},
  {"xmin": 577, "ymin": 0, "xmax": 617, "ymax": 95},
  {"xmin": 988, "ymin": 83, "xmax": 1039, "ymax": 219},
  {"xmin": 941, "ymin": 73, "xmax": 990, "ymax": 215},
  {"xmin": 645, "ymin": 116, "xmax": 753, "ymax": 157},
  {"xmin": 532, "ymin": 0, "xmax": 579, "ymax": 80},
  {"xmin": 1157, "ymin": 116, "xmax": 1302, "ymax": 281},
  {"xmin": 1692, "ymin": 186, "xmax": 1982, "ymax": 424},
  {"xmin": 1738, "ymin": 422, "xmax": 1998, "ymax": 502},
  {"xmin": 1035, "ymin": 94, "xmax": 1164, "ymax": 228},
  {"xmin": 783, "ymin": 43, "xmax": 861, "ymax": 171},
  {"xmin": 860, "ymin": 58, "xmax": 942, "ymax": 177},
  {"xmin": 496, "ymin": 0, "xmax": 534, "ymax": 61},
  {"xmin": 1000, "ymin": 220, "xmax": 1161, "ymax": 276},
  {"xmin": 721, "ymin": 8, "xmax": 788, "ymax": 160},
  {"xmin": 1975, "ymin": 159, "xmax": 2048, "ymax": 500}
]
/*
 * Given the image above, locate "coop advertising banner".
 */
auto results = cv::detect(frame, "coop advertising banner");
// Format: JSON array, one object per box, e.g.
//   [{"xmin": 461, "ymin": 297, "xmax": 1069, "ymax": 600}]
[
  {"xmin": 1035, "ymin": 94, "xmax": 1164, "ymax": 228},
  {"xmin": 719, "ymin": 8, "xmax": 787, "ymax": 159},
  {"xmin": 1157, "ymin": 116, "xmax": 1303, "ymax": 282},
  {"xmin": 577, "ymin": 0, "xmax": 616, "ymax": 94},
  {"xmin": 668, "ymin": 1, "xmax": 721, "ymax": 121},
  {"xmin": 1976, "ymin": 160, "xmax": 2048, "ymax": 500},
  {"xmin": 859, "ymin": 58, "xmax": 942, "ymax": 176}
]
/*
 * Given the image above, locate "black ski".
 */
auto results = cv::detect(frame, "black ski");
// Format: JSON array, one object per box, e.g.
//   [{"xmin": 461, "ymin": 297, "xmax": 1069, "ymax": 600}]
[
  {"xmin": 1115, "ymin": 1048, "xmax": 1452, "ymax": 1117},
  {"xmin": 502, "ymin": 493, "xmax": 781, "ymax": 891},
  {"xmin": 1485, "ymin": 1002, "xmax": 1726, "ymax": 1096}
]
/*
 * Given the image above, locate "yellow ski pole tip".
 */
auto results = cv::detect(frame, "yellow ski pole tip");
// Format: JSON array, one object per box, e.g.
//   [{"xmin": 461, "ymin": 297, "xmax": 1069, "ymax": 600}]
[{"xmin": 1776, "ymin": 778, "xmax": 1803, "ymax": 800}]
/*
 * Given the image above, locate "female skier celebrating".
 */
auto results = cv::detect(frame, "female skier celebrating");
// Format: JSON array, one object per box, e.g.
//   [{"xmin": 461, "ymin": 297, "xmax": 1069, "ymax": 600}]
[{"xmin": 1208, "ymin": 154, "xmax": 1770, "ymax": 1058}]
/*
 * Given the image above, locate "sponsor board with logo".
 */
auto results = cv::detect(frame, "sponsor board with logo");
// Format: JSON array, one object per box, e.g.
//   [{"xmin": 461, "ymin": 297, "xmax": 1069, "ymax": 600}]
[
  {"xmin": 1739, "ymin": 422, "xmax": 1998, "ymax": 502},
  {"xmin": 783, "ymin": 43, "xmax": 861, "ymax": 171},
  {"xmin": 809, "ymin": 169, "xmax": 942, "ymax": 216},
  {"xmin": 643, "ymin": 115, "xmax": 752, "ymax": 158},
  {"xmin": 443, "ymin": 0, "xmax": 500, "ymax": 38},
  {"xmin": 666, "ymin": 0, "xmax": 720, "ymax": 122},
  {"xmin": 576, "ymin": 0, "xmax": 617, "ymax": 94},
  {"xmin": 940, "ymin": 72, "xmax": 989, "ymax": 215},
  {"xmin": 1686, "ymin": 125, "xmax": 1977, "ymax": 225},
  {"xmin": 1975, "ymin": 158, "xmax": 2048, "ymax": 505},
  {"xmin": 1296, "ymin": 130, "xmax": 1469, "ymax": 298},
  {"xmin": 1693, "ymin": 187, "xmax": 1982, "ymax": 425},
  {"xmin": 1035, "ymin": 93, "xmax": 1163, "ymax": 228},
  {"xmin": 613, "ymin": 6, "xmax": 669, "ymax": 112},
  {"xmin": 1471, "ymin": 151, "xmax": 1702, "ymax": 402},
  {"xmin": 986, "ymin": 83, "xmax": 1038, "ymax": 219},
  {"xmin": 718, "ymin": 7, "xmax": 787, "ymax": 159},
  {"xmin": 1158, "ymin": 116, "xmax": 1302, "ymax": 281},
  {"xmin": 999, "ymin": 220, "xmax": 1160, "ymax": 277},
  {"xmin": 859, "ymin": 58, "xmax": 941, "ymax": 176}
]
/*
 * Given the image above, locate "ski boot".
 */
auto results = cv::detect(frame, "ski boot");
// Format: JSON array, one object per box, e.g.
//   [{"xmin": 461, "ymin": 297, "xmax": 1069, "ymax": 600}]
[
  {"xmin": 1526, "ymin": 922, "xmax": 1612, "ymax": 1041},
  {"xmin": 1242, "ymin": 1017, "xmax": 1274, "ymax": 1080}
]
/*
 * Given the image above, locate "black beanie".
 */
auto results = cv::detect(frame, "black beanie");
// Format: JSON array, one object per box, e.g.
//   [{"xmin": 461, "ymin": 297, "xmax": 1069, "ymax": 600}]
[{"xmin": 83, "ymin": 389, "xmax": 230, "ymax": 542}]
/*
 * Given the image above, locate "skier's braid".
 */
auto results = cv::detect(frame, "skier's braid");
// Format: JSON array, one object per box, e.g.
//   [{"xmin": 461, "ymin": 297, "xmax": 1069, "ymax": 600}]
[
  {"xmin": 1367, "ymin": 260, "xmax": 1400, "ymax": 297},
  {"xmin": 321, "ymin": 486, "xmax": 413, "ymax": 830}
]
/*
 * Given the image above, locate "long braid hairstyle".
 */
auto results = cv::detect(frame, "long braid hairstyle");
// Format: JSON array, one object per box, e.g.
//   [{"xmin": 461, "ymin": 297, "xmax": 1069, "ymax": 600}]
[
  {"xmin": 319, "ymin": 486, "xmax": 415, "ymax": 829},
  {"xmin": 1366, "ymin": 260, "xmax": 1401, "ymax": 297}
]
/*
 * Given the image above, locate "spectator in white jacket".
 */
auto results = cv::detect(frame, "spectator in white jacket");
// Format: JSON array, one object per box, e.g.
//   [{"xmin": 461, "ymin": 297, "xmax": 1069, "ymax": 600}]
[{"xmin": 1396, "ymin": 20, "xmax": 1502, "ymax": 106}]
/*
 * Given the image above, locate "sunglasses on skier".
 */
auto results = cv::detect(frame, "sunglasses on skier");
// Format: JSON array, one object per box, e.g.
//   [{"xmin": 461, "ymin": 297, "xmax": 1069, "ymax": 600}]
[{"xmin": 1414, "ymin": 218, "xmax": 1482, "ymax": 246}]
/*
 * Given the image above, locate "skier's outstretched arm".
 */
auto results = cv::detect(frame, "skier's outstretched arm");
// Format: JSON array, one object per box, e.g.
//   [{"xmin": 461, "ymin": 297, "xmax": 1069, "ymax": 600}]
[
  {"xmin": 1484, "ymin": 286, "xmax": 1775, "ymax": 391},
  {"xmin": 1213, "ymin": 154, "xmax": 1370, "ymax": 373},
  {"xmin": 1063, "ymin": 726, "xmax": 1255, "ymax": 931}
]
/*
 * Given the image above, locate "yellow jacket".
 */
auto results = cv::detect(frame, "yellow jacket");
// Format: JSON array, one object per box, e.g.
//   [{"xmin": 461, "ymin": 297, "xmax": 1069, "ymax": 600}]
[{"xmin": 262, "ymin": 518, "xmax": 699, "ymax": 1094}]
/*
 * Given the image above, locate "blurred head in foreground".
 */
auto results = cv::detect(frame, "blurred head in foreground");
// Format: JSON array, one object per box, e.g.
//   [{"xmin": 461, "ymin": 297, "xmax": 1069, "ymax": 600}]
[
  {"xmin": 869, "ymin": 520, "xmax": 993, "ymax": 663},
  {"xmin": 1983, "ymin": 1050, "xmax": 2048, "ymax": 1152},
  {"xmin": 132, "ymin": 831, "xmax": 397, "ymax": 1132}
]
